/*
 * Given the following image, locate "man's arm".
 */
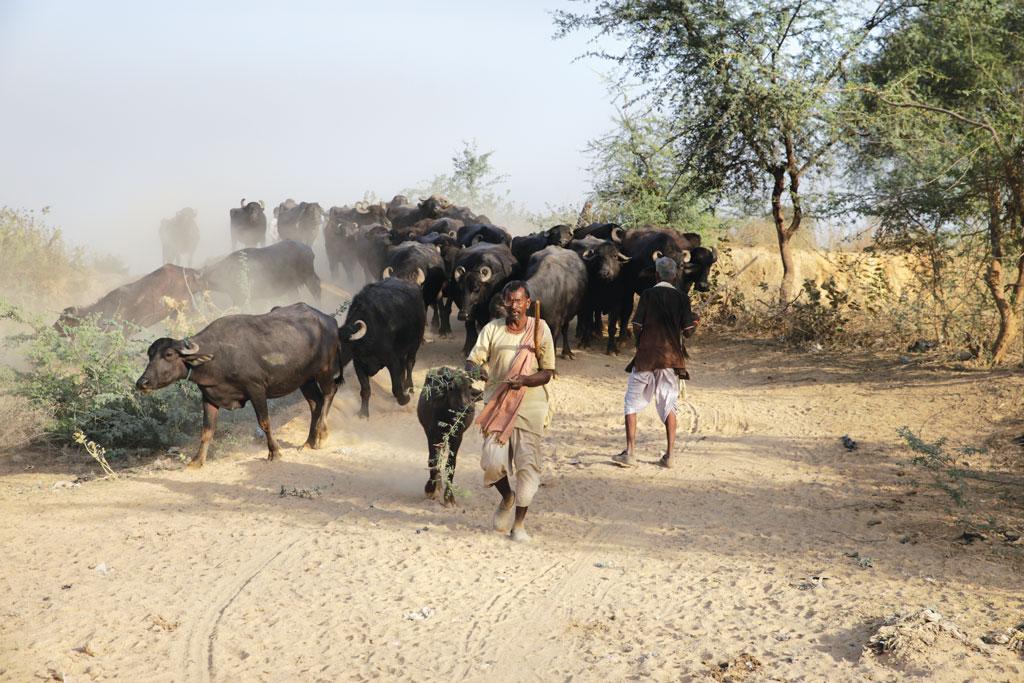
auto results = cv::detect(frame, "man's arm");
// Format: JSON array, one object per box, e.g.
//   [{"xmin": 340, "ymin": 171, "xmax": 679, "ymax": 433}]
[
  {"xmin": 506, "ymin": 369, "xmax": 552, "ymax": 390},
  {"xmin": 465, "ymin": 359, "xmax": 488, "ymax": 381},
  {"xmin": 679, "ymin": 291, "xmax": 698, "ymax": 338}
]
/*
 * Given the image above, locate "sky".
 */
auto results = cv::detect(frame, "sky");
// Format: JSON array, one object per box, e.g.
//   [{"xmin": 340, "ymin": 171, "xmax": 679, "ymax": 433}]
[{"xmin": 0, "ymin": 1, "xmax": 616, "ymax": 268}]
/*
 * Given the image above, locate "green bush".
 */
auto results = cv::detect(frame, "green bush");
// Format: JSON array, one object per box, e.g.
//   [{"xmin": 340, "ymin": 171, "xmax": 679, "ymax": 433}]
[{"xmin": 1, "ymin": 300, "xmax": 199, "ymax": 455}]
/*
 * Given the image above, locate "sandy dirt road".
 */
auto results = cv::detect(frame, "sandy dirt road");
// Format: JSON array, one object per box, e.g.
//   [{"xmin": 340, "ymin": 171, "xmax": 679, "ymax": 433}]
[{"xmin": 2, "ymin": 333, "xmax": 1022, "ymax": 681}]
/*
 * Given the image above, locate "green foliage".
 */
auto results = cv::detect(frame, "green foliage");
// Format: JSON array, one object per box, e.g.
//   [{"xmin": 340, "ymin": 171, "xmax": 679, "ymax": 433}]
[
  {"xmin": 849, "ymin": 0, "xmax": 1024, "ymax": 361},
  {"xmin": 897, "ymin": 426, "xmax": 987, "ymax": 508},
  {"xmin": 783, "ymin": 277, "xmax": 854, "ymax": 345},
  {"xmin": 405, "ymin": 140, "xmax": 534, "ymax": 231},
  {"xmin": 2, "ymin": 300, "xmax": 199, "ymax": 454},
  {"xmin": 585, "ymin": 100, "xmax": 724, "ymax": 236}
]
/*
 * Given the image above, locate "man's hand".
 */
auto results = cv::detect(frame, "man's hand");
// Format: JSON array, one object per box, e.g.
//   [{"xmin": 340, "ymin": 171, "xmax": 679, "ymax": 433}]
[
  {"xmin": 465, "ymin": 360, "xmax": 488, "ymax": 382},
  {"xmin": 505, "ymin": 369, "xmax": 553, "ymax": 390}
]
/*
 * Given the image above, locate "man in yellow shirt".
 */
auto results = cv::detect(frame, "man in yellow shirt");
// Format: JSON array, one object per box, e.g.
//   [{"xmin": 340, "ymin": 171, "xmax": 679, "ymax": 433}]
[{"xmin": 466, "ymin": 281, "xmax": 556, "ymax": 542}]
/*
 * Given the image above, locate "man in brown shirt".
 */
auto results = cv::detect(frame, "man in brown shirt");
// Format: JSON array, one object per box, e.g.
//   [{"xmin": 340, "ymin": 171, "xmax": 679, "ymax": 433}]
[{"xmin": 613, "ymin": 256, "xmax": 697, "ymax": 468}]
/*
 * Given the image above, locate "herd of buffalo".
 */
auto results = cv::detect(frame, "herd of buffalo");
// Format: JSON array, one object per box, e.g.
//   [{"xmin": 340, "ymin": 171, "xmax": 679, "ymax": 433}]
[{"xmin": 58, "ymin": 194, "xmax": 718, "ymax": 501}]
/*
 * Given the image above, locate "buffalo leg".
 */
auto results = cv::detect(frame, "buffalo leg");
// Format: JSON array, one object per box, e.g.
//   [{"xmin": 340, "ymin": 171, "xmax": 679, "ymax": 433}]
[
  {"xmin": 425, "ymin": 429, "xmax": 443, "ymax": 500},
  {"xmin": 439, "ymin": 298, "xmax": 453, "ymax": 337},
  {"xmin": 443, "ymin": 426, "xmax": 467, "ymax": 506},
  {"xmin": 560, "ymin": 317, "xmax": 575, "ymax": 359},
  {"xmin": 306, "ymin": 274, "xmax": 322, "ymax": 305},
  {"xmin": 388, "ymin": 359, "xmax": 410, "ymax": 406},
  {"xmin": 462, "ymin": 320, "xmax": 478, "ymax": 355},
  {"xmin": 316, "ymin": 370, "xmax": 338, "ymax": 443},
  {"xmin": 188, "ymin": 401, "xmax": 219, "ymax": 469},
  {"xmin": 430, "ymin": 303, "xmax": 441, "ymax": 333},
  {"xmin": 250, "ymin": 393, "xmax": 283, "ymax": 460},
  {"xmin": 355, "ymin": 364, "xmax": 372, "ymax": 418},
  {"xmin": 299, "ymin": 380, "xmax": 325, "ymax": 449}
]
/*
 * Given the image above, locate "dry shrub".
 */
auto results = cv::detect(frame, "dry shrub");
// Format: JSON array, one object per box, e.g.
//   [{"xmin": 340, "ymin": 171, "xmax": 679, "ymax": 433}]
[
  {"xmin": 0, "ymin": 392, "xmax": 49, "ymax": 453},
  {"xmin": 0, "ymin": 207, "xmax": 91, "ymax": 306}
]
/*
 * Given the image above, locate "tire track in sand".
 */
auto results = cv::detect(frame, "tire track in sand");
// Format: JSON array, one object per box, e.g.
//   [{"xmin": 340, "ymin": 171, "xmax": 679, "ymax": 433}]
[{"xmin": 176, "ymin": 534, "xmax": 305, "ymax": 682}]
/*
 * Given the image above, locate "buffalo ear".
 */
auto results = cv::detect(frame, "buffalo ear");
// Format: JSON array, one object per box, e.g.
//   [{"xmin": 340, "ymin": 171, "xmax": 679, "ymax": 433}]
[{"xmin": 185, "ymin": 353, "xmax": 214, "ymax": 366}]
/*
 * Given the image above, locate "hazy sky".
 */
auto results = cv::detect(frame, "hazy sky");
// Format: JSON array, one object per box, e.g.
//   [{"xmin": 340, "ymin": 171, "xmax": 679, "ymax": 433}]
[{"xmin": 0, "ymin": 1, "xmax": 616, "ymax": 267}]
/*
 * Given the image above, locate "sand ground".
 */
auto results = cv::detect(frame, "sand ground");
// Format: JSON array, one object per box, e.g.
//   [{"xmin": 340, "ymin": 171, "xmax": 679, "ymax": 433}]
[{"xmin": 1, "ymin": 332, "xmax": 1022, "ymax": 682}]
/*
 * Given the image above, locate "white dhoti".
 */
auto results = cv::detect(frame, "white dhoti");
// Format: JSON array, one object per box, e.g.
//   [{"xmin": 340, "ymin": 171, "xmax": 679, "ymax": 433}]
[
  {"xmin": 480, "ymin": 429, "xmax": 543, "ymax": 507},
  {"xmin": 623, "ymin": 368, "xmax": 679, "ymax": 422}
]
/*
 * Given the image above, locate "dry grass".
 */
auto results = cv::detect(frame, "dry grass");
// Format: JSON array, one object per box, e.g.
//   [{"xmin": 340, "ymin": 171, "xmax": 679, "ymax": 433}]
[{"xmin": 0, "ymin": 393, "xmax": 50, "ymax": 453}]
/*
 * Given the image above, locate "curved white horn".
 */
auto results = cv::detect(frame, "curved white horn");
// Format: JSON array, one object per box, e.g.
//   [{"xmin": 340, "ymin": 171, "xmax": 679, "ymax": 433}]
[
  {"xmin": 179, "ymin": 339, "xmax": 201, "ymax": 355},
  {"xmin": 680, "ymin": 249, "xmax": 692, "ymax": 264},
  {"xmin": 612, "ymin": 227, "xmax": 624, "ymax": 243},
  {"xmin": 582, "ymin": 249, "xmax": 595, "ymax": 260},
  {"xmin": 348, "ymin": 320, "xmax": 367, "ymax": 341},
  {"xmin": 454, "ymin": 266, "xmax": 465, "ymax": 281},
  {"xmin": 616, "ymin": 252, "xmax": 631, "ymax": 263},
  {"xmin": 382, "ymin": 266, "xmax": 394, "ymax": 279},
  {"xmin": 447, "ymin": 230, "xmax": 457, "ymax": 239},
  {"xmin": 478, "ymin": 265, "xmax": 492, "ymax": 283},
  {"xmin": 415, "ymin": 267, "xmax": 425, "ymax": 286},
  {"xmin": 435, "ymin": 244, "xmax": 442, "ymax": 253},
  {"xmin": 651, "ymin": 250, "xmax": 663, "ymax": 262}
]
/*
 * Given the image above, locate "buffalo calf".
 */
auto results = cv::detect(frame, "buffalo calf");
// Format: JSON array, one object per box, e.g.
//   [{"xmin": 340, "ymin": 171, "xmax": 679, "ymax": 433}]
[{"xmin": 417, "ymin": 367, "xmax": 480, "ymax": 505}]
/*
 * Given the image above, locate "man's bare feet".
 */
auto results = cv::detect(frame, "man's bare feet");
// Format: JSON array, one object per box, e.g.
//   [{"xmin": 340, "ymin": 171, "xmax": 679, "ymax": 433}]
[
  {"xmin": 612, "ymin": 450, "xmax": 638, "ymax": 468},
  {"xmin": 493, "ymin": 494, "xmax": 516, "ymax": 533},
  {"xmin": 510, "ymin": 527, "xmax": 531, "ymax": 542},
  {"xmin": 659, "ymin": 452, "xmax": 674, "ymax": 468}
]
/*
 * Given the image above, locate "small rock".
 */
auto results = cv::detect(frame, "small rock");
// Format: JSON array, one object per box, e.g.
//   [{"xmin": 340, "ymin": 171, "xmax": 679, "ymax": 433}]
[
  {"xmin": 594, "ymin": 561, "xmax": 614, "ymax": 569},
  {"xmin": 403, "ymin": 606, "xmax": 435, "ymax": 621},
  {"xmin": 982, "ymin": 631, "xmax": 1011, "ymax": 645},
  {"xmin": 952, "ymin": 350, "xmax": 975, "ymax": 361},
  {"xmin": 898, "ymin": 355, "xmax": 912, "ymax": 364},
  {"xmin": 94, "ymin": 563, "xmax": 110, "ymax": 575},
  {"xmin": 840, "ymin": 435, "xmax": 858, "ymax": 451}
]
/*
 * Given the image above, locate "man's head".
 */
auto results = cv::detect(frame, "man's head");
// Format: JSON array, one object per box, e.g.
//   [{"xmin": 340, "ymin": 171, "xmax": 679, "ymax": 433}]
[
  {"xmin": 501, "ymin": 280, "xmax": 532, "ymax": 325},
  {"xmin": 655, "ymin": 256, "xmax": 677, "ymax": 283}
]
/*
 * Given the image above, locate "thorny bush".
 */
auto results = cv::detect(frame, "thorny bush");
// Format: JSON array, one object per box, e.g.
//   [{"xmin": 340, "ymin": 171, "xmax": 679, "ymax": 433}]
[{"xmin": 1, "ymin": 300, "xmax": 199, "ymax": 455}]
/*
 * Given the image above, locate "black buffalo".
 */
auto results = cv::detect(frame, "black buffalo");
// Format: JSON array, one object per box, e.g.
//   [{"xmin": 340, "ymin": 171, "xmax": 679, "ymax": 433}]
[
  {"xmin": 275, "ymin": 200, "xmax": 325, "ymax": 246},
  {"xmin": 338, "ymin": 278, "xmax": 427, "ymax": 418},
  {"xmin": 391, "ymin": 216, "xmax": 463, "ymax": 244},
  {"xmin": 511, "ymin": 224, "xmax": 573, "ymax": 269},
  {"xmin": 159, "ymin": 207, "xmax": 200, "ymax": 267},
  {"xmin": 418, "ymin": 367, "xmax": 480, "ymax": 505},
  {"xmin": 202, "ymin": 240, "xmax": 321, "ymax": 307},
  {"xmin": 456, "ymin": 223, "xmax": 512, "ymax": 247},
  {"xmin": 621, "ymin": 228, "xmax": 717, "ymax": 294},
  {"xmin": 324, "ymin": 203, "xmax": 391, "ymax": 284},
  {"xmin": 135, "ymin": 302, "xmax": 341, "ymax": 467},
  {"xmin": 524, "ymin": 246, "xmax": 588, "ymax": 359},
  {"xmin": 57, "ymin": 264, "xmax": 207, "ymax": 333},
  {"xmin": 352, "ymin": 223, "xmax": 392, "ymax": 282},
  {"xmin": 450, "ymin": 243, "xmax": 517, "ymax": 354},
  {"xmin": 229, "ymin": 198, "xmax": 267, "ymax": 250},
  {"xmin": 573, "ymin": 222, "xmax": 626, "ymax": 244},
  {"xmin": 388, "ymin": 195, "xmax": 450, "ymax": 231},
  {"xmin": 384, "ymin": 241, "xmax": 451, "ymax": 337},
  {"xmin": 570, "ymin": 236, "xmax": 633, "ymax": 353}
]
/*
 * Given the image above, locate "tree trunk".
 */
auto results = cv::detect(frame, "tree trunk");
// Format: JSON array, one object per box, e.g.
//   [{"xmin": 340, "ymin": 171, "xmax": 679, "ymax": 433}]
[
  {"xmin": 985, "ymin": 184, "xmax": 1020, "ymax": 364},
  {"xmin": 770, "ymin": 166, "xmax": 797, "ymax": 302}
]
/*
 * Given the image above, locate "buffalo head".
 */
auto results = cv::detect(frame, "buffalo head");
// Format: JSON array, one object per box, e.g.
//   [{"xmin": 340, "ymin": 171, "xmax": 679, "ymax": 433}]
[{"xmin": 136, "ymin": 337, "xmax": 213, "ymax": 392}]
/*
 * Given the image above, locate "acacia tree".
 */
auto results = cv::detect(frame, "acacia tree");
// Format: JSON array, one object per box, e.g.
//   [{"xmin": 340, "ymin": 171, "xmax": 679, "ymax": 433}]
[
  {"xmin": 852, "ymin": 0, "xmax": 1024, "ymax": 363},
  {"xmin": 555, "ymin": 0, "xmax": 909, "ymax": 302},
  {"xmin": 586, "ymin": 101, "xmax": 720, "ymax": 234}
]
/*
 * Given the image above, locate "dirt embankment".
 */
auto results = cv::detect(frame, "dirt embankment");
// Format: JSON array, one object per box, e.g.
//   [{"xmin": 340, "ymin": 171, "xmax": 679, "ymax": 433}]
[{"xmin": 1, "ymin": 331, "xmax": 1022, "ymax": 681}]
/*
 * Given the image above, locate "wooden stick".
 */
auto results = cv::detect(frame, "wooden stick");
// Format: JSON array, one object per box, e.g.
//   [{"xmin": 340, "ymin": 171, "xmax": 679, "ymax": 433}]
[{"xmin": 533, "ymin": 299, "xmax": 542, "ymax": 364}]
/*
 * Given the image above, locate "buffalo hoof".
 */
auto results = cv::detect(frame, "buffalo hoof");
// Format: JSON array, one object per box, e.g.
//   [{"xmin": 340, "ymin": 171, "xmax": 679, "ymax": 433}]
[
  {"xmin": 561, "ymin": 350, "xmax": 576, "ymax": 360},
  {"xmin": 443, "ymin": 488, "xmax": 456, "ymax": 507},
  {"xmin": 186, "ymin": 458, "xmax": 204, "ymax": 470},
  {"xmin": 395, "ymin": 393, "xmax": 411, "ymax": 406},
  {"xmin": 302, "ymin": 439, "xmax": 323, "ymax": 450},
  {"xmin": 425, "ymin": 479, "xmax": 440, "ymax": 499},
  {"xmin": 358, "ymin": 409, "xmax": 369, "ymax": 419}
]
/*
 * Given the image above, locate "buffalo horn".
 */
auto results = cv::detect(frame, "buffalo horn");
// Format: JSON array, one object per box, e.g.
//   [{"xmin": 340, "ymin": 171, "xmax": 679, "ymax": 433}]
[
  {"xmin": 355, "ymin": 201, "xmax": 369, "ymax": 214},
  {"xmin": 348, "ymin": 320, "xmax": 367, "ymax": 341},
  {"xmin": 680, "ymin": 249, "xmax": 692, "ymax": 264},
  {"xmin": 240, "ymin": 198, "xmax": 247, "ymax": 208},
  {"xmin": 382, "ymin": 266, "xmax": 394, "ymax": 279},
  {"xmin": 179, "ymin": 339, "xmax": 201, "ymax": 355},
  {"xmin": 415, "ymin": 267, "xmax": 425, "ymax": 286},
  {"xmin": 471, "ymin": 235, "xmax": 482, "ymax": 245},
  {"xmin": 652, "ymin": 250, "xmax": 663, "ymax": 262},
  {"xmin": 479, "ymin": 265, "xmax": 492, "ymax": 283},
  {"xmin": 447, "ymin": 230, "xmax": 457, "ymax": 239},
  {"xmin": 612, "ymin": 227, "xmax": 625, "ymax": 243},
  {"xmin": 616, "ymin": 252, "xmax": 630, "ymax": 263},
  {"xmin": 258, "ymin": 200, "xmax": 265, "ymax": 209},
  {"xmin": 454, "ymin": 265, "xmax": 466, "ymax": 281},
  {"xmin": 582, "ymin": 249, "xmax": 595, "ymax": 261}
]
